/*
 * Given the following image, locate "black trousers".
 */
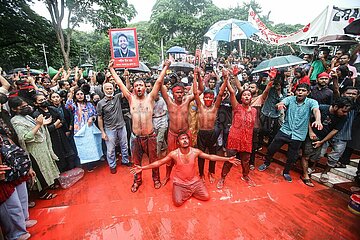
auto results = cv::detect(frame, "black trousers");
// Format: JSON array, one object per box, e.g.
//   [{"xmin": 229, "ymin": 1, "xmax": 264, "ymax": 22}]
[
  {"xmin": 264, "ymin": 130, "xmax": 302, "ymax": 174},
  {"xmin": 197, "ymin": 129, "xmax": 218, "ymax": 175}
]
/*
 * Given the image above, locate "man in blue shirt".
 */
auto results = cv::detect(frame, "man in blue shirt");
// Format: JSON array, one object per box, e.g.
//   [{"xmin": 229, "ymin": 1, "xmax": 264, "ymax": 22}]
[{"xmin": 258, "ymin": 83, "xmax": 323, "ymax": 182}]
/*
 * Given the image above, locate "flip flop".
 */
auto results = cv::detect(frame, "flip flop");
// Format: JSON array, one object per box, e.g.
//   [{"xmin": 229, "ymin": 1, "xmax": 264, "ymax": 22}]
[
  {"xmin": 39, "ymin": 192, "xmax": 58, "ymax": 200},
  {"xmin": 131, "ymin": 182, "xmax": 142, "ymax": 193},
  {"xmin": 300, "ymin": 176, "xmax": 314, "ymax": 187}
]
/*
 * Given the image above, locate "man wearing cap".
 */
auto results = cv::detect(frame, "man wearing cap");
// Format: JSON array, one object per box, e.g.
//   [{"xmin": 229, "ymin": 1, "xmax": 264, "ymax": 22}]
[
  {"xmin": 309, "ymin": 72, "xmax": 333, "ymax": 105},
  {"xmin": 161, "ymin": 68, "xmax": 204, "ymax": 186}
]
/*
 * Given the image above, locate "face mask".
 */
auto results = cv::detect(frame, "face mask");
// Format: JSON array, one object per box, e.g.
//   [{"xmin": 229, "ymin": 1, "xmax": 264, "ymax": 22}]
[
  {"xmin": 39, "ymin": 101, "xmax": 50, "ymax": 108},
  {"xmin": 204, "ymin": 99, "xmax": 213, "ymax": 107},
  {"xmin": 105, "ymin": 92, "xmax": 114, "ymax": 97},
  {"xmin": 19, "ymin": 106, "xmax": 33, "ymax": 116}
]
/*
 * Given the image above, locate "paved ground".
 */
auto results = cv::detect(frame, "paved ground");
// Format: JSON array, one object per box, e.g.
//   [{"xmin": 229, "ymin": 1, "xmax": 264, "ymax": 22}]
[{"xmin": 28, "ymin": 156, "xmax": 360, "ymax": 240}]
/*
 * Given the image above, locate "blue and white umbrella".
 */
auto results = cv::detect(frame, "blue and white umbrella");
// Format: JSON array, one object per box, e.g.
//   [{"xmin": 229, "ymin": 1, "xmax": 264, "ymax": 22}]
[
  {"xmin": 204, "ymin": 19, "xmax": 259, "ymax": 42},
  {"xmin": 167, "ymin": 46, "xmax": 187, "ymax": 54}
]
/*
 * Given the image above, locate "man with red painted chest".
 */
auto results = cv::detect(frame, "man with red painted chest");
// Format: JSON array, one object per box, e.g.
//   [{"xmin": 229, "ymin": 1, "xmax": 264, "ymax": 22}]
[
  {"xmin": 194, "ymin": 70, "xmax": 227, "ymax": 183},
  {"xmin": 130, "ymin": 132, "xmax": 240, "ymax": 206},
  {"xmin": 108, "ymin": 59, "xmax": 171, "ymax": 192},
  {"xmin": 161, "ymin": 68, "xmax": 203, "ymax": 186}
]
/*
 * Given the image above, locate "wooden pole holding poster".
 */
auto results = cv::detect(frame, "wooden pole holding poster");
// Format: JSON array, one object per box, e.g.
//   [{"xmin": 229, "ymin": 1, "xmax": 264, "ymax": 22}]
[{"xmin": 109, "ymin": 28, "xmax": 140, "ymax": 68}]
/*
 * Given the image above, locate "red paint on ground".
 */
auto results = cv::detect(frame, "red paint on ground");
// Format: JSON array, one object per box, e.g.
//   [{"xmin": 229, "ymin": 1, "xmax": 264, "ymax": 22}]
[{"xmin": 28, "ymin": 156, "xmax": 360, "ymax": 239}]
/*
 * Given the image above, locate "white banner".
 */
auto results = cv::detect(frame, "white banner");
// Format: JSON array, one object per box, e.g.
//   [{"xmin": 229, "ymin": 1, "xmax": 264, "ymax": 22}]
[
  {"xmin": 326, "ymin": 6, "xmax": 360, "ymax": 35},
  {"xmin": 202, "ymin": 40, "xmax": 218, "ymax": 59},
  {"xmin": 248, "ymin": 7, "xmax": 328, "ymax": 46}
]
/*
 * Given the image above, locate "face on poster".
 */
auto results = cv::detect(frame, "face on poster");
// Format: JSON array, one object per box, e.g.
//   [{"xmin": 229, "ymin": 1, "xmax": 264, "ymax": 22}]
[{"xmin": 109, "ymin": 28, "xmax": 139, "ymax": 68}]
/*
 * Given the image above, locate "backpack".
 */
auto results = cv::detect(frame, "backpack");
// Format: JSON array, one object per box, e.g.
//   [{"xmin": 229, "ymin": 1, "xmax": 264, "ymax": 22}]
[{"xmin": 0, "ymin": 135, "xmax": 31, "ymax": 182}]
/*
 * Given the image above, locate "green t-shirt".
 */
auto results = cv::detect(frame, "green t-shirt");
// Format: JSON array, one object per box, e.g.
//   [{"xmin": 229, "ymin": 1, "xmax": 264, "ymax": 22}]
[{"xmin": 310, "ymin": 60, "xmax": 328, "ymax": 81}]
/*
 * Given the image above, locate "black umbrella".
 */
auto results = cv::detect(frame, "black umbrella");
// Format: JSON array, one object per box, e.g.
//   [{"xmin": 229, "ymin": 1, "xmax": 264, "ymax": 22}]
[
  {"xmin": 315, "ymin": 34, "xmax": 358, "ymax": 46},
  {"xmin": 344, "ymin": 19, "xmax": 360, "ymax": 35}
]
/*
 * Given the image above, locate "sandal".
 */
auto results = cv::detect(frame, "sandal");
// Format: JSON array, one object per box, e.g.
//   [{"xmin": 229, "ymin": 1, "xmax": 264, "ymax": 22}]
[
  {"xmin": 217, "ymin": 178, "xmax": 225, "ymax": 189},
  {"xmin": 154, "ymin": 180, "xmax": 161, "ymax": 189},
  {"xmin": 320, "ymin": 173, "xmax": 329, "ymax": 183},
  {"xmin": 39, "ymin": 192, "xmax": 57, "ymax": 200},
  {"xmin": 49, "ymin": 184, "xmax": 60, "ymax": 190},
  {"xmin": 300, "ymin": 176, "xmax": 314, "ymax": 187},
  {"xmin": 131, "ymin": 182, "xmax": 142, "ymax": 193}
]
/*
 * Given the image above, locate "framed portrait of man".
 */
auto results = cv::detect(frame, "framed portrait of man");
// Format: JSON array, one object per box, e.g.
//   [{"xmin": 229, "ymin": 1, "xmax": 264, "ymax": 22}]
[{"xmin": 109, "ymin": 28, "xmax": 139, "ymax": 68}]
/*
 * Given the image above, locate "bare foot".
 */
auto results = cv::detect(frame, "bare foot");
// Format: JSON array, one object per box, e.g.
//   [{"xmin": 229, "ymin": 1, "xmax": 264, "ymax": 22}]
[
  {"xmin": 154, "ymin": 180, "xmax": 161, "ymax": 189},
  {"xmin": 162, "ymin": 177, "xmax": 170, "ymax": 186},
  {"xmin": 217, "ymin": 178, "xmax": 225, "ymax": 189},
  {"xmin": 208, "ymin": 173, "xmax": 215, "ymax": 184},
  {"xmin": 201, "ymin": 175, "xmax": 206, "ymax": 183}
]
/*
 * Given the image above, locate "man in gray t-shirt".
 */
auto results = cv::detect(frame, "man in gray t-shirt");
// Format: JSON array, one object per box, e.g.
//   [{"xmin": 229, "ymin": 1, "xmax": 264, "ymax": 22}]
[{"xmin": 97, "ymin": 83, "xmax": 130, "ymax": 173}]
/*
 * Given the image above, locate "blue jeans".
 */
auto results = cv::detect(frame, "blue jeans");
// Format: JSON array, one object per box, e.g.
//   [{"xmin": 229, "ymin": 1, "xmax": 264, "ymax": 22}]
[
  {"xmin": 321, "ymin": 139, "xmax": 347, "ymax": 167},
  {"xmin": 105, "ymin": 126, "xmax": 129, "ymax": 168},
  {"xmin": 0, "ymin": 182, "xmax": 29, "ymax": 240}
]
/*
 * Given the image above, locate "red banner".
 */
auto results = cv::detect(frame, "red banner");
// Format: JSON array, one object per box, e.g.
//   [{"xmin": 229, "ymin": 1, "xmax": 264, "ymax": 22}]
[{"xmin": 109, "ymin": 28, "xmax": 139, "ymax": 68}]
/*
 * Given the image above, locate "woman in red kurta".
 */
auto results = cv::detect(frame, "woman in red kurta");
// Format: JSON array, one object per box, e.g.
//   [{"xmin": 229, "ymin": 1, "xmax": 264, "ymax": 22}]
[{"xmin": 217, "ymin": 74, "xmax": 256, "ymax": 189}]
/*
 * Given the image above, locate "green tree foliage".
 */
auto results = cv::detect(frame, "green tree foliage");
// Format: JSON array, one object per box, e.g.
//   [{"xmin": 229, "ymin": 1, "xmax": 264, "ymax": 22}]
[
  {"xmin": 0, "ymin": 0, "xmax": 73, "ymax": 71},
  {"xmin": 128, "ymin": 22, "xmax": 160, "ymax": 66},
  {"xmin": 44, "ymin": 0, "xmax": 136, "ymax": 68},
  {"xmin": 72, "ymin": 31, "xmax": 110, "ymax": 70}
]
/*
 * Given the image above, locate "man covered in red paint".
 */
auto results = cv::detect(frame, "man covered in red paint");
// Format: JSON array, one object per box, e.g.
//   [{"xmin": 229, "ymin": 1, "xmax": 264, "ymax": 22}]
[
  {"xmin": 130, "ymin": 132, "xmax": 240, "ymax": 207},
  {"xmin": 194, "ymin": 69, "xmax": 227, "ymax": 183},
  {"xmin": 160, "ymin": 68, "xmax": 204, "ymax": 186}
]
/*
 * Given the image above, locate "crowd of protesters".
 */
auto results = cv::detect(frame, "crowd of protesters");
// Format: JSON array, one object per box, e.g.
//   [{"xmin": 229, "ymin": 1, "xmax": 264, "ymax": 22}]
[{"xmin": 0, "ymin": 44, "xmax": 360, "ymax": 239}]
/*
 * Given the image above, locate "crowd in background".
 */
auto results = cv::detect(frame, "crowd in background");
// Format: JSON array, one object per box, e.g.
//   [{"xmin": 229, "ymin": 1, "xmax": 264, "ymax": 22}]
[{"xmin": 1, "ymin": 43, "xmax": 360, "ymax": 239}]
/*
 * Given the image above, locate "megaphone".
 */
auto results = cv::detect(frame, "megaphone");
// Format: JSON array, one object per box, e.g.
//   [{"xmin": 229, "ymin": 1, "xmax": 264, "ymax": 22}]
[{"xmin": 48, "ymin": 66, "xmax": 58, "ymax": 78}]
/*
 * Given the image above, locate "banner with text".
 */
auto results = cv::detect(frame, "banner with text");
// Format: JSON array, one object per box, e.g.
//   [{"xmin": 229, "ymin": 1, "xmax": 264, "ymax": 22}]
[
  {"xmin": 248, "ymin": 7, "xmax": 328, "ymax": 46},
  {"xmin": 326, "ymin": 6, "xmax": 360, "ymax": 35}
]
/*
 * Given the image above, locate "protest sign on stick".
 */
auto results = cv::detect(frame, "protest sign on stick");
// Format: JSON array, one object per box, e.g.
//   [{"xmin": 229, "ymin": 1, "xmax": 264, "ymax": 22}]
[{"xmin": 109, "ymin": 28, "xmax": 139, "ymax": 68}]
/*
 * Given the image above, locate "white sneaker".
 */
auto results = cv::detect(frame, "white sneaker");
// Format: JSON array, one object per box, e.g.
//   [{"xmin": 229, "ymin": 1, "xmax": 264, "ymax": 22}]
[
  {"xmin": 17, "ymin": 233, "xmax": 31, "ymax": 240},
  {"xmin": 25, "ymin": 219, "xmax": 37, "ymax": 228}
]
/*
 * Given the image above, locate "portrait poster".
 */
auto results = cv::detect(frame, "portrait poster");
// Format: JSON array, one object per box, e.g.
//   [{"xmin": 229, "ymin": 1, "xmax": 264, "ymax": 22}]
[{"xmin": 109, "ymin": 28, "xmax": 139, "ymax": 68}]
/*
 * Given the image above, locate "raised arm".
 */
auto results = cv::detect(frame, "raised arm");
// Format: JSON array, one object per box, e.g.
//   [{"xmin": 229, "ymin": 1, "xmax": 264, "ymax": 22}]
[
  {"xmin": 197, "ymin": 70, "xmax": 204, "ymax": 95},
  {"xmin": 214, "ymin": 77, "xmax": 227, "ymax": 108},
  {"xmin": 225, "ymin": 70, "xmax": 238, "ymax": 108},
  {"xmin": 52, "ymin": 67, "xmax": 63, "ymax": 82},
  {"xmin": 193, "ymin": 68, "xmax": 201, "ymax": 107},
  {"xmin": 331, "ymin": 72, "xmax": 340, "ymax": 99},
  {"xmin": 123, "ymin": 69, "xmax": 131, "ymax": 90},
  {"xmin": 0, "ymin": 73, "xmax": 10, "ymax": 91},
  {"xmin": 149, "ymin": 60, "xmax": 171, "ymax": 100},
  {"xmin": 108, "ymin": 60, "xmax": 131, "ymax": 100},
  {"xmin": 260, "ymin": 80, "xmax": 274, "ymax": 102},
  {"xmin": 233, "ymin": 74, "xmax": 243, "ymax": 92}
]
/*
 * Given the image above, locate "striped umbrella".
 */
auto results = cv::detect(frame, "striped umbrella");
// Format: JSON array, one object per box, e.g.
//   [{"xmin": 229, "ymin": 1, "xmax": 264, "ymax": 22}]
[{"xmin": 204, "ymin": 19, "xmax": 259, "ymax": 42}]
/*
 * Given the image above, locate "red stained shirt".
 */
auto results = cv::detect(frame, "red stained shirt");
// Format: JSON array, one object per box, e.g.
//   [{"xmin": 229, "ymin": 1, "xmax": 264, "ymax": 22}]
[{"xmin": 227, "ymin": 104, "xmax": 257, "ymax": 153}]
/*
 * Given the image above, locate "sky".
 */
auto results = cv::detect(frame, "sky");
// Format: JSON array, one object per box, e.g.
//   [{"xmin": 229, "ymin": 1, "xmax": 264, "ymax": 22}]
[{"xmin": 31, "ymin": 0, "xmax": 359, "ymax": 32}]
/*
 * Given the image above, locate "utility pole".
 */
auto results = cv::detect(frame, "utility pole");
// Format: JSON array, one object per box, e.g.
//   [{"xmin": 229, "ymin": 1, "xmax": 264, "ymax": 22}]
[
  {"xmin": 42, "ymin": 44, "xmax": 49, "ymax": 73},
  {"xmin": 161, "ymin": 37, "xmax": 164, "ymax": 64}
]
